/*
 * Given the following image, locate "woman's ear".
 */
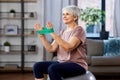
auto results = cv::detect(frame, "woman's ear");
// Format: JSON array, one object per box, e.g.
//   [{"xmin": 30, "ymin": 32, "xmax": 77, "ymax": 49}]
[{"xmin": 74, "ymin": 16, "xmax": 78, "ymax": 21}]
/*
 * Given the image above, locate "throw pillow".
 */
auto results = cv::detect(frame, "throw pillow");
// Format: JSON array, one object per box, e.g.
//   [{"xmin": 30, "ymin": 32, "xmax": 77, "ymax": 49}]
[{"xmin": 104, "ymin": 38, "xmax": 120, "ymax": 56}]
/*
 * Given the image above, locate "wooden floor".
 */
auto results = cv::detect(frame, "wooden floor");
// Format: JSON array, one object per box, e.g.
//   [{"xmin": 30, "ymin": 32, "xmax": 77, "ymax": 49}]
[
  {"xmin": 0, "ymin": 72, "xmax": 34, "ymax": 80},
  {"xmin": 0, "ymin": 72, "xmax": 120, "ymax": 80}
]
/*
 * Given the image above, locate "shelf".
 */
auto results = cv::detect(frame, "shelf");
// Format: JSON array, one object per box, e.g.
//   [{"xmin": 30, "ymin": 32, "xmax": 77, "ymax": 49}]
[
  {"xmin": 0, "ymin": 0, "xmax": 37, "ymax": 72},
  {"xmin": 0, "ymin": 28, "xmax": 37, "ymax": 37},
  {"xmin": 0, "ymin": 12, "xmax": 37, "ymax": 19},
  {"xmin": 0, "ymin": 34, "xmax": 37, "ymax": 37},
  {"xmin": 0, "ymin": 61, "xmax": 35, "ymax": 63},
  {"xmin": 0, "ymin": 16, "xmax": 37, "ymax": 19},
  {"xmin": 0, "ymin": 45, "xmax": 37, "ymax": 54},
  {"xmin": 0, "ymin": 0, "xmax": 37, "ymax": 2},
  {"xmin": 0, "ymin": 50, "xmax": 37, "ymax": 54}
]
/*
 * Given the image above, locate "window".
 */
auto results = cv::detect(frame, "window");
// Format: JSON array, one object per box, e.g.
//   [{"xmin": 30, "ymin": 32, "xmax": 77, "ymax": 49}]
[
  {"xmin": 78, "ymin": 0, "xmax": 102, "ymax": 38},
  {"xmin": 78, "ymin": 0, "xmax": 115, "ymax": 38}
]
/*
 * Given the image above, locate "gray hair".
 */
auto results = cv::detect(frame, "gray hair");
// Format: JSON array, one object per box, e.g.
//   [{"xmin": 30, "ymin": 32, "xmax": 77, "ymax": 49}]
[{"xmin": 62, "ymin": 5, "xmax": 81, "ymax": 18}]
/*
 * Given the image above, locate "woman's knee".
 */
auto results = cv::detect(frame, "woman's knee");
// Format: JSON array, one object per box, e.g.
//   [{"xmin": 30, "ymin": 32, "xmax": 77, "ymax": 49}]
[
  {"xmin": 48, "ymin": 63, "xmax": 59, "ymax": 74},
  {"xmin": 33, "ymin": 62, "xmax": 41, "ymax": 71}
]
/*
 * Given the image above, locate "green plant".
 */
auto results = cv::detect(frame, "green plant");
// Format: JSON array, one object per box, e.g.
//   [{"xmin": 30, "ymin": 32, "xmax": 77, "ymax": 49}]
[
  {"xmin": 10, "ymin": 9, "xmax": 16, "ymax": 13},
  {"xmin": 4, "ymin": 41, "xmax": 11, "ymax": 46},
  {"xmin": 80, "ymin": 7, "xmax": 105, "ymax": 26}
]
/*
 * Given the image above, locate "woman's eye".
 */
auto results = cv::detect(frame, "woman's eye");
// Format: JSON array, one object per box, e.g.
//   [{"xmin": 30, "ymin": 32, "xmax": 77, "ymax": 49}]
[{"xmin": 66, "ymin": 13, "xmax": 70, "ymax": 15}]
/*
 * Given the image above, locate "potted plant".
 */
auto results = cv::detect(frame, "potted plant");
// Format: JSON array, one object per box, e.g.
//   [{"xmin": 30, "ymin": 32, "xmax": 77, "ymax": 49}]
[
  {"xmin": 80, "ymin": 7, "xmax": 105, "ymax": 33},
  {"xmin": 3, "ymin": 41, "xmax": 11, "ymax": 52},
  {"xmin": 9, "ymin": 9, "xmax": 16, "ymax": 17},
  {"xmin": 29, "ymin": 12, "xmax": 34, "ymax": 17}
]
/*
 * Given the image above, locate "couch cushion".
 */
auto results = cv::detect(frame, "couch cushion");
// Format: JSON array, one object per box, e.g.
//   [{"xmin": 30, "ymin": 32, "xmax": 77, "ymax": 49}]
[
  {"xmin": 104, "ymin": 38, "xmax": 120, "ymax": 56},
  {"xmin": 86, "ymin": 39, "xmax": 104, "ymax": 56},
  {"xmin": 91, "ymin": 56, "xmax": 120, "ymax": 66}
]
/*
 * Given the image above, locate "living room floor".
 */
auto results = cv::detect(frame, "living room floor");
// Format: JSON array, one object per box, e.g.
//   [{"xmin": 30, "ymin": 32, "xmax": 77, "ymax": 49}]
[{"xmin": 0, "ymin": 72, "xmax": 120, "ymax": 80}]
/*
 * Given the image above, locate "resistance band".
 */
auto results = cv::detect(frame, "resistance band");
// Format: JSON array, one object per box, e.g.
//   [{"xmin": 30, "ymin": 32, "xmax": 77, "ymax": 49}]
[{"xmin": 37, "ymin": 27, "xmax": 54, "ymax": 34}]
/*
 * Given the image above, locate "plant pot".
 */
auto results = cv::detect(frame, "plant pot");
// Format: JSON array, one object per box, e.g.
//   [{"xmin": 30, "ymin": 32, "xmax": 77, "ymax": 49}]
[
  {"xmin": 4, "ymin": 46, "xmax": 10, "ymax": 52},
  {"xmin": 86, "ymin": 25, "xmax": 100, "ymax": 33},
  {"xmin": 9, "ymin": 13, "xmax": 16, "ymax": 17},
  {"xmin": 86, "ymin": 25, "xmax": 94, "ymax": 33}
]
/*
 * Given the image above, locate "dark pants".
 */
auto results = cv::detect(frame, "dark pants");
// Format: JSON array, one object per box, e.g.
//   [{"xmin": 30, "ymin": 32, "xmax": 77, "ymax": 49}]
[{"xmin": 33, "ymin": 61, "xmax": 86, "ymax": 80}]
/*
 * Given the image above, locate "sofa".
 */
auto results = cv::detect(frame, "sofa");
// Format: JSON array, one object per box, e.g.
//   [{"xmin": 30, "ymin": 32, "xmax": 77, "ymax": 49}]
[{"xmin": 86, "ymin": 38, "xmax": 120, "ymax": 76}]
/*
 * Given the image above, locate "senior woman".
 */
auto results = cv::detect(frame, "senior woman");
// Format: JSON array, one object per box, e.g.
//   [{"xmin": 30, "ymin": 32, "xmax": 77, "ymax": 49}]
[{"xmin": 33, "ymin": 5, "xmax": 88, "ymax": 80}]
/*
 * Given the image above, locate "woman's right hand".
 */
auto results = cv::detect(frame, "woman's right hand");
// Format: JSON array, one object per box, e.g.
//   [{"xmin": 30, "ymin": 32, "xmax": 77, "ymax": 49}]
[{"xmin": 34, "ymin": 23, "xmax": 45, "ymax": 37}]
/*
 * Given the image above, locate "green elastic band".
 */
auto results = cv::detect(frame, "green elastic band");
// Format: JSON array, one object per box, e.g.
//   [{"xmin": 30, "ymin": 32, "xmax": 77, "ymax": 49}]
[{"xmin": 37, "ymin": 27, "xmax": 54, "ymax": 34}]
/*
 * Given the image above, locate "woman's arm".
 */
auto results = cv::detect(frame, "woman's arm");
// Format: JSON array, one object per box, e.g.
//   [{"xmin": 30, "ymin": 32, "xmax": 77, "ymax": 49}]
[
  {"xmin": 50, "ymin": 32, "xmax": 81, "ymax": 52},
  {"xmin": 39, "ymin": 36, "xmax": 58, "ymax": 53},
  {"xmin": 34, "ymin": 24, "xmax": 58, "ymax": 53},
  {"xmin": 45, "ymin": 22, "xmax": 81, "ymax": 52}
]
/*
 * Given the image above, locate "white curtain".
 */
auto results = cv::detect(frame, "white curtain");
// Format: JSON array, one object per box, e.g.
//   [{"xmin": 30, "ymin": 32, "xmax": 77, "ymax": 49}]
[{"xmin": 113, "ymin": 0, "xmax": 120, "ymax": 37}]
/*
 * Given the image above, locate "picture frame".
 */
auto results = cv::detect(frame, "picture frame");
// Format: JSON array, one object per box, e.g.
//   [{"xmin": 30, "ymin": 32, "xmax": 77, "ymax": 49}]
[{"xmin": 4, "ymin": 25, "xmax": 18, "ymax": 35}]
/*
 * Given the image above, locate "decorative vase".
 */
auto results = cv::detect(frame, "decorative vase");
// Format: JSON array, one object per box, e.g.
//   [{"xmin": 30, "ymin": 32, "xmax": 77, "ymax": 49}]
[
  {"xmin": 100, "ymin": 24, "xmax": 109, "ymax": 40},
  {"xmin": 100, "ymin": 31, "xmax": 109, "ymax": 40}
]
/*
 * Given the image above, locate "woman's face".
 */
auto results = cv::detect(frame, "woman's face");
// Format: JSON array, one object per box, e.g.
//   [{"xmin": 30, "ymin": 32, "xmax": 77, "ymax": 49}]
[{"xmin": 62, "ymin": 10, "xmax": 76, "ymax": 24}]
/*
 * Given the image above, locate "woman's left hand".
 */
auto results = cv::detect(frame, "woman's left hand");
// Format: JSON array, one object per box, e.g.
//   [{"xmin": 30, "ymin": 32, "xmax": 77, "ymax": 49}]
[
  {"xmin": 34, "ymin": 23, "xmax": 45, "ymax": 37},
  {"xmin": 34, "ymin": 23, "xmax": 43, "ymax": 31},
  {"xmin": 46, "ymin": 22, "xmax": 53, "ymax": 29}
]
